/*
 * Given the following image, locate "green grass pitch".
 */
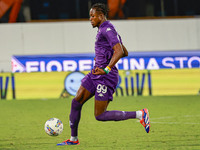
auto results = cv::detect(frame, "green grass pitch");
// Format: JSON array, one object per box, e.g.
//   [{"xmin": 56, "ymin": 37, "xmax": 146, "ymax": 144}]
[{"xmin": 0, "ymin": 95, "xmax": 200, "ymax": 150}]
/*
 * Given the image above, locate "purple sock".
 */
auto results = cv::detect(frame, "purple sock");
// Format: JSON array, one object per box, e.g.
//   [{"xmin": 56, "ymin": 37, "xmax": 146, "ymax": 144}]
[
  {"xmin": 95, "ymin": 110, "xmax": 136, "ymax": 121},
  {"xmin": 69, "ymin": 99, "xmax": 83, "ymax": 136}
]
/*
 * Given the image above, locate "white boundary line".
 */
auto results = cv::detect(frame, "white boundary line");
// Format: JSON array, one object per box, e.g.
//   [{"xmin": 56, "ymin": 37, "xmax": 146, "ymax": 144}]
[
  {"xmin": 137, "ymin": 115, "xmax": 200, "ymax": 125},
  {"xmin": 151, "ymin": 121, "xmax": 200, "ymax": 125}
]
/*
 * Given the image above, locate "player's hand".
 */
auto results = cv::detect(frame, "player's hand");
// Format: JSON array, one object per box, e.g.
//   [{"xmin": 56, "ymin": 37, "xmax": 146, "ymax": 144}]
[{"xmin": 92, "ymin": 67, "xmax": 106, "ymax": 75}]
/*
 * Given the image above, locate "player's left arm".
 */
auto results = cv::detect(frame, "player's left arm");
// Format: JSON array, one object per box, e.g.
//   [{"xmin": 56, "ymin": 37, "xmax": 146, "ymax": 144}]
[
  {"xmin": 92, "ymin": 27, "xmax": 128, "ymax": 75},
  {"xmin": 122, "ymin": 44, "xmax": 128, "ymax": 57},
  {"xmin": 108, "ymin": 43, "xmax": 124, "ymax": 68},
  {"xmin": 92, "ymin": 42, "xmax": 124, "ymax": 75}
]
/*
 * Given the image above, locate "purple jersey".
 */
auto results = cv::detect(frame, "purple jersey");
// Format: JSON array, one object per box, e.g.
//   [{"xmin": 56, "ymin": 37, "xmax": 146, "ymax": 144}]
[
  {"xmin": 91, "ymin": 21, "xmax": 122, "ymax": 80},
  {"xmin": 95, "ymin": 21, "xmax": 122, "ymax": 70},
  {"xmin": 81, "ymin": 21, "xmax": 122, "ymax": 101}
]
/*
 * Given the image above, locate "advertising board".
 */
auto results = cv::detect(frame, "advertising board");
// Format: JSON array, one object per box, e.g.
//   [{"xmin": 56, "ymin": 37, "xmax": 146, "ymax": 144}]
[{"xmin": 12, "ymin": 50, "xmax": 200, "ymax": 73}]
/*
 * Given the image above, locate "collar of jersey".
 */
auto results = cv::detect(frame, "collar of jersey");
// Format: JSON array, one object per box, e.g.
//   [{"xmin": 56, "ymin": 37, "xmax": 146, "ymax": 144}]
[{"xmin": 99, "ymin": 21, "xmax": 109, "ymax": 29}]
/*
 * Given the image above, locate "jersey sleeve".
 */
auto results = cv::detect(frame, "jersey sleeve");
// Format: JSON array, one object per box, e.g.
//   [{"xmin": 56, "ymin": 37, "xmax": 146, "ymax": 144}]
[{"xmin": 104, "ymin": 27, "xmax": 122, "ymax": 48}]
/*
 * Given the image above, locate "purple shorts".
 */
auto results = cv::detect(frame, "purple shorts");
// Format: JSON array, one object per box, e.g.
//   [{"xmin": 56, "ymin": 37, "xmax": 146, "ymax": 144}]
[{"xmin": 81, "ymin": 71, "xmax": 118, "ymax": 101}]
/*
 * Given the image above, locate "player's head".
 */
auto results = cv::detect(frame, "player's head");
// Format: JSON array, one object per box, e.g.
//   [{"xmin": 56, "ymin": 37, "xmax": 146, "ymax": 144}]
[{"xmin": 89, "ymin": 3, "xmax": 108, "ymax": 28}]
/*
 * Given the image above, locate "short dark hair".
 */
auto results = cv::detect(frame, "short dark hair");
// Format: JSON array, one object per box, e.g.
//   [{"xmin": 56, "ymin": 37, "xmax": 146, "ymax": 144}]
[{"xmin": 91, "ymin": 3, "xmax": 109, "ymax": 17}]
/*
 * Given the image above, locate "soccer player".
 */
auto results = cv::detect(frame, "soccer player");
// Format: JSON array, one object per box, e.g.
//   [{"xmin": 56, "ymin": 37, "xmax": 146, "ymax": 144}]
[{"xmin": 57, "ymin": 3, "xmax": 150, "ymax": 146}]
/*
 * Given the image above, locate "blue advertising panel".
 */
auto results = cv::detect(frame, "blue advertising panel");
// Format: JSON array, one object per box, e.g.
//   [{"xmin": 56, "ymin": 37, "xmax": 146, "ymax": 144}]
[{"xmin": 12, "ymin": 50, "xmax": 200, "ymax": 73}]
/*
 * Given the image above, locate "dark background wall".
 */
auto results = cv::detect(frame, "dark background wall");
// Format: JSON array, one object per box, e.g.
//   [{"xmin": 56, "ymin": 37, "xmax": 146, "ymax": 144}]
[{"xmin": 1, "ymin": 0, "xmax": 200, "ymax": 22}]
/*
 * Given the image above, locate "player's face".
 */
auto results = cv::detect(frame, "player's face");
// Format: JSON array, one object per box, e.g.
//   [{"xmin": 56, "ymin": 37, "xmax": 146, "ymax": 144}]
[{"xmin": 89, "ymin": 8, "xmax": 102, "ymax": 28}]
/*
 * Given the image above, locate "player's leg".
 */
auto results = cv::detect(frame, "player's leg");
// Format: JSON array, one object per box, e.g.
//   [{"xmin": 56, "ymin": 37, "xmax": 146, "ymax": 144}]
[
  {"xmin": 94, "ymin": 81, "xmax": 138, "ymax": 121},
  {"xmin": 94, "ymin": 100, "xmax": 150, "ymax": 133},
  {"xmin": 95, "ymin": 99, "xmax": 138, "ymax": 121},
  {"xmin": 57, "ymin": 85, "xmax": 94, "ymax": 146},
  {"xmin": 57, "ymin": 73, "xmax": 96, "ymax": 146},
  {"xmin": 69, "ymin": 85, "xmax": 94, "ymax": 139},
  {"xmin": 94, "ymin": 76, "xmax": 150, "ymax": 133}
]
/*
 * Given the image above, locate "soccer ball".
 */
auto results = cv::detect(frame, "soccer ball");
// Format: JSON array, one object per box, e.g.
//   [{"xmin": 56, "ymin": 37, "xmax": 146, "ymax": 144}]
[{"xmin": 44, "ymin": 118, "xmax": 63, "ymax": 136}]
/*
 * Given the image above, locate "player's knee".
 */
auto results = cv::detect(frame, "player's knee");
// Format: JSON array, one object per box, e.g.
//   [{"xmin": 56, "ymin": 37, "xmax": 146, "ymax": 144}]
[
  {"xmin": 95, "ymin": 113, "xmax": 105, "ymax": 121},
  {"xmin": 71, "ymin": 99, "xmax": 82, "ymax": 110}
]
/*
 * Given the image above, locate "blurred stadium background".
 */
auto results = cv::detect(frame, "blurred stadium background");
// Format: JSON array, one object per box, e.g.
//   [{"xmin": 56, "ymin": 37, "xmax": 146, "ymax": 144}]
[
  {"xmin": 0, "ymin": 0, "xmax": 200, "ymax": 149},
  {"xmin": 0, "ymin": 0, "xmax": 199, "ymax": 99}
]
